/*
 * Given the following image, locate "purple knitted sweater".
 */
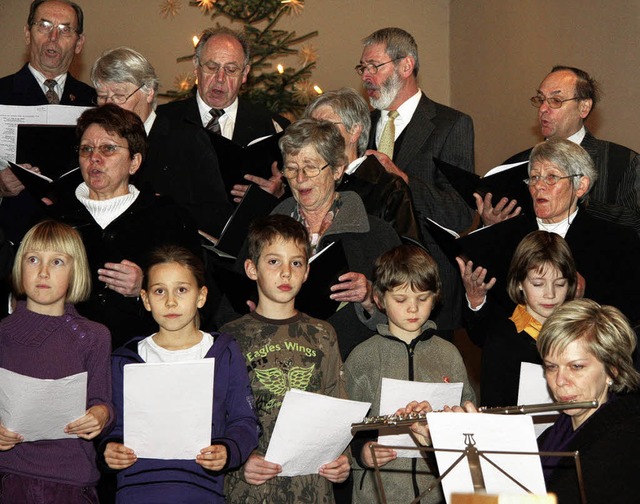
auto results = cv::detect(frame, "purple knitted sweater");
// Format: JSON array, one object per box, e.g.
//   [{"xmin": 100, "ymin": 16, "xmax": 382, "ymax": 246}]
[{"xmin": 0, "ymin": 301, "xmax": 114, "ymax": 486}]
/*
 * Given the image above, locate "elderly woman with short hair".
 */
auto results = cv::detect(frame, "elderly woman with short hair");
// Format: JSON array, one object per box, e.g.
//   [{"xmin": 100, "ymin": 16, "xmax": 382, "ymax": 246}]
[
  {"xmin": 526, "ymin": 137, "xmax": 597, "ymax": 228},
  {"xmin": 90, "ymin": 47, "xmax": 231, "ymax": 236},
  {"xmin": 91, "ymin": 46, "xmax": 159, "ymax": 130},
  {"xmin": 274, "ymin": 118, "xmax": 401, "ymax": 359}
]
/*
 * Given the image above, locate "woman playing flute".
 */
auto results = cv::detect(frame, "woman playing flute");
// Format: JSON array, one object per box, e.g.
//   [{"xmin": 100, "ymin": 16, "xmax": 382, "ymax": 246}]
[{"xmin": 403, "ymin": 299, "xmax": 640, "ymax": 503}]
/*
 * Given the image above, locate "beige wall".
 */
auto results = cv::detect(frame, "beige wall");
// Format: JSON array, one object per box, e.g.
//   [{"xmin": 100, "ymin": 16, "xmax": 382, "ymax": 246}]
[
  {"xmin": 451, "ymin": 0, "xmax": 640, "ymax": 173},
  {"xmin": 0, "ymin": 1, "xmax": 451, "ymax": 105}
]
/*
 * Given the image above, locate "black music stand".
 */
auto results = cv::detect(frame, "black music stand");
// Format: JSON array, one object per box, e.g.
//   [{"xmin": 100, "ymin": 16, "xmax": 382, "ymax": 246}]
[{"xmin": 368, "ymin": 433, "xmax": 586, "ymax": 504}]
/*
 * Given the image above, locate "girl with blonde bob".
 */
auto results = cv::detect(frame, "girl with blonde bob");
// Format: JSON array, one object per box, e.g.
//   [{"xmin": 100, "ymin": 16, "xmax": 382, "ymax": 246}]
[{"xmin": 0, "ymin": 220, "xmax": 114, "ymax": 503}]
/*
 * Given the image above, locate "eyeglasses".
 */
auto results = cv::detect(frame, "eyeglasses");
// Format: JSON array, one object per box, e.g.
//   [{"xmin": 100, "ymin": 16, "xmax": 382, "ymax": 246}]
[
  {"xmin": 31, "ymin": 20, "xmax": 78, "ymax": 37},
  {"xmin": 94, "ymin": 85, "xmax": 143, "ymax": 106},
  {"xmin": 523, "ymin": 173, "xmax": 583, "ymax": 186},
  {"xmin": 198, "ymin": 62, "xmax": 245, "ymax": 77},
  {"xmin": 281, "ymin": 163, "xmax": 330, "ymax": 179},
  {"xmin": 530, "ymin": 95, "xmax": 580, "ymax": 109},
  {"xmin": 76, "ymin": 144, "xmax": 130, "ymax": 157},
  {"xmin": 354, "ymin": 58, "xmax": 401, "ymax": 76}
]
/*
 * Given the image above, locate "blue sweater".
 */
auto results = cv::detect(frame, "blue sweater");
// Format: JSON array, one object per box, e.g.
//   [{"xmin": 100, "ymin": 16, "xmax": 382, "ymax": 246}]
[{"xmin": 105, "ymin": 332, "xmax": 259, "ymax": 503}]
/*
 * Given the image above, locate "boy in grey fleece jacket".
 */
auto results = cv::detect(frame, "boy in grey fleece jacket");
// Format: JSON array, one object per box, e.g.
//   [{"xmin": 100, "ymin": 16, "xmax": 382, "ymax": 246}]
[{"xmin": 345, "ymin": 245, "xmax": 475, "ymax": 504}]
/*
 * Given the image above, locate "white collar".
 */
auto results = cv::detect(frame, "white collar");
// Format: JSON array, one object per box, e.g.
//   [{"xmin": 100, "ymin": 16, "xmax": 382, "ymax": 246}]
[
  {"xmin": 144, "ymin": 110, "xmax": 157, "ymax": 135},
  {"xmin": 536, "ymin": 207, "xmax": 579, "ymax": 238},
  {"xmin": 345, "ymin": 155, "xmax": 367, "ymax": 175},
  {"xmin": 565, "ymin": 126, "xmax": 586, "ymax": 145},
  {"xmin": 377, "ymin": 89, "xmax": 422, "ymax": 143},
  {"xmin": 196, "ymin": 92, "xmax": 238, "ymax": 128},
  {"xmin": 28, "ymin": 64, "xmax": 68, "ymax": 97},
  {"xmin": 75, "ymin": 183, "xmax": 140, "ymax": 229},
  {"xmin": 382, "ymin": 89, "xmax": 422, "ymax": 121}
]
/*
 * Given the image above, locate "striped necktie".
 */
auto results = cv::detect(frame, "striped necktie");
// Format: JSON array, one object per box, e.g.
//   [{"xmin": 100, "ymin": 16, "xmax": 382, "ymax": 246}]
[{"xmin": 206, "ymin": 108, "xmax": 225, "ymax": 135}]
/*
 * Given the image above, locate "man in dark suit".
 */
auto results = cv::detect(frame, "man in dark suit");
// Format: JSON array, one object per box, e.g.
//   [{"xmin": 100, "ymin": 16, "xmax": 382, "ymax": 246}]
[
  {"xmin": 357, "ymin": 27, "xmax": 475, "ymax": 335},
  {"xmin": 0, "ymin": 0, "xmax": 94, "ymax": 107},
  {"xmin": 157, "ymin": 26, "xmax": 289, "ymax": 203},
  {"xmin": 0, "ymin": 0, "xmax": 94, "ymax": 241},
  {"xmin": 501, "ymin": 66, "xmax": 640, "ymax": 235}
]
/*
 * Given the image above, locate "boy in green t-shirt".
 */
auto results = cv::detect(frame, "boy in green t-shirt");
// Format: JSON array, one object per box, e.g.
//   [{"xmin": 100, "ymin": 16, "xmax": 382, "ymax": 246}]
[{"xmin": 221, "ymin": 214, "xmax": 349, "ymax": 503}]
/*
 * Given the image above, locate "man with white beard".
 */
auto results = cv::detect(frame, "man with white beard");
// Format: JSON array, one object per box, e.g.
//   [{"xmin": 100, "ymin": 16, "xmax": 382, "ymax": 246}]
[{"xmin": 356, "ymin": 27, "xmax": 475, "ymax": 337}]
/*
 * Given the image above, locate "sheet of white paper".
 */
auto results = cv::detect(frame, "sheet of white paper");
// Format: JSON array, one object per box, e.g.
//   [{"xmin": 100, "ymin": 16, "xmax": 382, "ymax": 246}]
[
  {"xmin": 124, "ymin": 359, "xmax": 214, "ymax": 460},
  {"xmin": 518, "ymin": 362, "xmax": 557, "ymax": 437},
  {"xmin": 428, "ymin": 412, "xmax": 546, "ymax": 503},
  {"xmin": 0, "ymin": 367, "xmax": 87, "ymax": 442},
  {"xmin": 483, "ymin": 160, "xmax": 528, "ymax": 177},
  {"xmin": 0, "ymin": 104, "xmax": 90, "ymax": 163},
  {"xmin": 264, "ymin": 389, "xmax": 370, "ymax": 476},
  {"xmin": 379, "ymin": 378, "xmax": 463, "ymax": 458}
]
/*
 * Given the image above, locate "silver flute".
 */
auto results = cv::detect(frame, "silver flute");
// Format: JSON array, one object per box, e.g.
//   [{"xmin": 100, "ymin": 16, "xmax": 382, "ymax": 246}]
[{"xmin": 351, "ymin": 400, "xmax": 598, "ymax": 432}]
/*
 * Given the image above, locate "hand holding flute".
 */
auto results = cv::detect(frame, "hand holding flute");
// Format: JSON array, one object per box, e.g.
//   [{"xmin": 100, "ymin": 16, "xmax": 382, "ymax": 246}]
[{"xmin": 396, "ymin": 400, "xmax": 478, "ymax": 446}]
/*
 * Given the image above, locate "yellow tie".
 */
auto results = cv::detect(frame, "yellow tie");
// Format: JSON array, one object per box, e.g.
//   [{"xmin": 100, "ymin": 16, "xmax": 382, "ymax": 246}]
[{"xmin": 378, "ymin": 110, "xmax": 399, "ymax": 158}]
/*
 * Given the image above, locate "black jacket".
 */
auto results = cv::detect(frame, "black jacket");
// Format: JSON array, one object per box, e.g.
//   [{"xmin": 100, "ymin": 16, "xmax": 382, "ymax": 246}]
[
  {"xmin": 46, "ymin": 190, "xmax": 201, "ymax": 347},
  {"xmin": 337, "ymin": 155, "xmax": 421, "ymax": 243},
  {"xmin": 0, "ymin": 63, "xmax": 95, "ymax": 106},
  {"xmin": 135, "ymin": 114, "xmax": 234, "ymax": 236},
  {"xmin": 539, "ymin": 393, "xmax": 640, "ymax": 504}
]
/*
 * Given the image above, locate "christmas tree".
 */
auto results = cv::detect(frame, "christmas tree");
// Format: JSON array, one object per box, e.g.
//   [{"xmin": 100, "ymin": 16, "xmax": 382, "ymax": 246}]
[{"xmin": 162, "ymin": 0, "xmax": 320, "ymax": 117}]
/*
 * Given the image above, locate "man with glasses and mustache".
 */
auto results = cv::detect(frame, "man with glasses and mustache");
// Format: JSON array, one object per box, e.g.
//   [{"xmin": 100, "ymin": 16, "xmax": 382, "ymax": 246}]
[
  {"xmin": 487, "ymin": 66, "xmax": 640, "ymax": 235},
  {"xmin": 357, "ymin": 27, "xmax": 475, "ymax": 339},
  {"xmin": 158, "ymin": 27, "xmax": 290, "ymax": 203}
]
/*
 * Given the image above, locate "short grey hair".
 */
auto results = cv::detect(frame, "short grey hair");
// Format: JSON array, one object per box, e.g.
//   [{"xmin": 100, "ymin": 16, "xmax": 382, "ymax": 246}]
[
  {"xmin": 304, "ymin": 88, "xmax": 371, "ymax": 157},
  {"xmin": 194, "ymin": 27, "xmax": 251, "ymax": 68},
  {"xmin": 362, "ymin": 27, "xmax": 420, "ymax": 76},
  {"xmin": 529, "ymin": 137, "xmax": 598, "ymax": 195},
  {"xmin": 279, "ymin": 119, "xmax": 348, "ymax": 172},
  {"xmin": 91, "ymin": 47, "xmax": 159, "ymax": 108}
]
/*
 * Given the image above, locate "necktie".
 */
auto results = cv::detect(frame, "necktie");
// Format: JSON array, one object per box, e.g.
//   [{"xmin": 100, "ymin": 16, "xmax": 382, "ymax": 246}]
[
  {"xmin": 206, "ymin": 108, "xmax": 225, "ymax": 135},
  {"xmin": 44, "ymin": 79, "xmax": 60, "ymax": 104},
  {"xmin": 378, "ymin": 110, "xmax": 399, "ymax": 159}
]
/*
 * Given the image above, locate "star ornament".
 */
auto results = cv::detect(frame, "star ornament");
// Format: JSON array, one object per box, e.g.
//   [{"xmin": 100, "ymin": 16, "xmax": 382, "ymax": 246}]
[
  {"xmin": 159, "ymin": 0, "xmax": 182, "ymax": 18},
  {"xmin": 174, "ymin": 72, "xmax": 196, "ymax": 91},
  {"xmin": 298, "ymin": 43, "xmax": 317, "ymax": 66},
  {"xmin": 293, "ymin": 80, "xmax": 316, "ymax": 104},
  {"xmin": 281, "ymin": 0, "xmax": 304, "ymax": 16},
  {"xmin": 195, "ymin": 0, "xmax": 215, "ymax": 13}
]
